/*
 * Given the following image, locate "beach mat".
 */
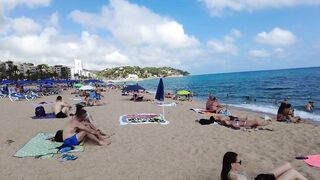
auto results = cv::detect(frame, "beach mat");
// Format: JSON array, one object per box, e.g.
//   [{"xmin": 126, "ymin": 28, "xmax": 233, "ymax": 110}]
[
  {"xmin": 119, "ymin": 114, "xmax": 169, "ymax": 125},
  {"xmin": 304, "ymin": 155, "xmax": 320, "ymax": 168},
  {"xmin": 31, "ymin": 113, "xmax": 56, "ymax": 119},
  {"xmin": 14, "ymin": 132, "xmax": 84, "ymax": 159}
]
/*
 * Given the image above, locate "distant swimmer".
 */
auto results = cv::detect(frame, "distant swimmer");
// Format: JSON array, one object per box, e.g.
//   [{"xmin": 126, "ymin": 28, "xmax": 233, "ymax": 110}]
[{"xmin": 305, "ymin": 101, "xmax": 315, "ymax": 112}]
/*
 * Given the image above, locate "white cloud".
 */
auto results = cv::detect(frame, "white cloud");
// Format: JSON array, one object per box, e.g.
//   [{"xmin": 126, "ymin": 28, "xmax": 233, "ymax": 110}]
[
  {"xmin": 274, "ymin": 48, "xmax": 286, "ymax": 57},
  {"xmin": 48, "ymin": 12, "xmax": 59, "ymax": 28},
  {"xmin": 207, "ymin": 40, "xmax": 238, "ymax": 55},
  {"xmin": 207, "ymin": 29, "xmax": 241, "ymax": 55},
  {"xmin": 249, "ymin": 48, "xmax": 287, "ymax": 58},
  {"xmin": 0, "ymin": 0, "xmax": 204, "ymax": 71},
  {"xmin": 11, "ymin": 17, "xmax": 42, "ymax": 35},
  {"xmin": 200, "ymin": 0, "xmax": 320, "ymax": 16},
  {"xmin": 0, "ymin": 0, "xmax": 51, "ymax": 11},
  {"xmin": 255, "ymin": 28, "xmax": 296, "ymax": 46},
  {"xmin": 249, "ymin": 49, "xmax": 271, "ymax": 58},
  {"xmin": 69, "ymin": 0, "xmax": 199, "ymax": 49},
  {"xmin": 104, "ymin": 51, "xmax": 129, "ymax": 65}
]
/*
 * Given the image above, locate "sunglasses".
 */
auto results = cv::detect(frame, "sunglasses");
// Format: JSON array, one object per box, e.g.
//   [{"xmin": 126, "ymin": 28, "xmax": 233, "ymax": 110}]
[{"xmin": 234, "ymin": 160, "xmax": 242, "ymax": 165}]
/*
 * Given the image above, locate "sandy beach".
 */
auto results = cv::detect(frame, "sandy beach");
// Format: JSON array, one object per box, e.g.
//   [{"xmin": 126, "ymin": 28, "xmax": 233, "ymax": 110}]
[{"xmin": 0, "ymin": 89, "xmax": 319, "ymax": 180}]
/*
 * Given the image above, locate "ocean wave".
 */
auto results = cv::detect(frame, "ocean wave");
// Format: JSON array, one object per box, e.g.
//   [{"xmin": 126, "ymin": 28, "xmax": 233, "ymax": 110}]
[{"xmin": 229, "ymin": 104, "xmax": 320, "ymax": 122}]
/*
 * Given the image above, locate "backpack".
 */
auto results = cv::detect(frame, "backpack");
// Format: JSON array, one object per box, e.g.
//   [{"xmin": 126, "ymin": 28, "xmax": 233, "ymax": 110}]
[{"xmin": 35, "ymin": 106, "xmax": 46, "ymax": 117}]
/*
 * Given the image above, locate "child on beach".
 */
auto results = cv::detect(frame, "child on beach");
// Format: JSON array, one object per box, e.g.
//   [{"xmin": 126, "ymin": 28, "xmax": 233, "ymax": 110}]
[{"xmin": 221, "ymin": 151, "xmax": 307, "ymax": 180}]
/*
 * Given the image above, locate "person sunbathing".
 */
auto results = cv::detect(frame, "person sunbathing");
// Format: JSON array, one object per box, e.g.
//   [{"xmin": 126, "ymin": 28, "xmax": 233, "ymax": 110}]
[
  {"xmin": 221, "ymin": 151, "xmax": 307, "ymax": 180},
  {"xmin": 211, "ymin": 114, "xmax": 269, "ymax": 129},
  {"xmin": 206, "ymin": 95, "xmax": 224, "ymax": 113},
  {"xmin": 62, "ymin": 109, "xmax": 106, "ymax": 146}
]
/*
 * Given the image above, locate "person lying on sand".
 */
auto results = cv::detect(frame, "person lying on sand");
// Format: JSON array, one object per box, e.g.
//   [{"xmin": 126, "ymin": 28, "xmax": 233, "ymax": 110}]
[
  {"xmin": 221, "ymin": 151, "xmax": 307, "ymax": 180},
  {"xmin": 211, "ymin": 114, "xmax": 269, "ymax": 129},
  {"xmin": 62, "ymin": 109, "xmax": 107, "ymax": 146}
]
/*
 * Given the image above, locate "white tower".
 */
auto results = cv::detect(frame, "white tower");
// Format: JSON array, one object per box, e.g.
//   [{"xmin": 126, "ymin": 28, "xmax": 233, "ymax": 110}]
[{"xmin": 74, "ymin": 58, "xmax": 83, "ymax": 75}]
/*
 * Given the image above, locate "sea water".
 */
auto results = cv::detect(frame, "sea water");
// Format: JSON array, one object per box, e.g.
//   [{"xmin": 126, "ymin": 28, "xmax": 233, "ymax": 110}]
[{"xmin": 137, "ymin": 67, "xmax": 320, "ymax": 122}]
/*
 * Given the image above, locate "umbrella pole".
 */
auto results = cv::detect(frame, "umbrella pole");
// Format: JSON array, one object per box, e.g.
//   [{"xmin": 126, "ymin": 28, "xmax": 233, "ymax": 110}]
[{"xmin": 162, "ymin": 104, "xmax": 165, "ymax": 119}]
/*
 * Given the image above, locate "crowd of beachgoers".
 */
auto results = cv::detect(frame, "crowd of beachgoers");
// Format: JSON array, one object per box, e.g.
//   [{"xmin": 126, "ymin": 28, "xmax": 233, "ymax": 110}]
[{"xmin": 0, "ymin": 81, "xmax": 318, "ymax": 179}]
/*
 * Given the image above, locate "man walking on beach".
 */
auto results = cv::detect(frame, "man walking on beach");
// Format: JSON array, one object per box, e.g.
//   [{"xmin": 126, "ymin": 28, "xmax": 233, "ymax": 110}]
[{"xmin": 54, "ymin": 96, "xmax": 71, "ymax": 118}]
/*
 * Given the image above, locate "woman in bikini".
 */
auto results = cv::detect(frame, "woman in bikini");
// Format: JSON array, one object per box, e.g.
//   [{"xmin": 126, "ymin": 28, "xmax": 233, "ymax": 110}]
[
  {"xmin": 221, "ymin": 151, "xmax": 307, "ymax": 180},
  {"xmin": 212, "ymin": 114, "xmax": 269, "ymax": 129}
]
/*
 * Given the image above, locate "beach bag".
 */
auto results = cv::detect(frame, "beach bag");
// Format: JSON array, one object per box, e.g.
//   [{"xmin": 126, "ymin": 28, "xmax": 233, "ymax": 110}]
[{"xmin": 35, "ymin": 106, "xmax": 46, "ymax": 117}]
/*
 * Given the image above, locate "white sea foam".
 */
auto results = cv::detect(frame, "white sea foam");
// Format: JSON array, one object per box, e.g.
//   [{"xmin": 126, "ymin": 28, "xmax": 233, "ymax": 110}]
[{"xmin": 229, "ymin": 104, "xmax": 320, "ymax": 122}]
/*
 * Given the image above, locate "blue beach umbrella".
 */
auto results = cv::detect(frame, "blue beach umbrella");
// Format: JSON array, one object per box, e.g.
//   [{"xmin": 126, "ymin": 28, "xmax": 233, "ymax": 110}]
[
  {"xmin": 155, "ymin": 78, "xmax": 165, "ymax": 118},
  {"xmin": 155, "ymin": 78, "xmax": 164, "ymax": 101}
]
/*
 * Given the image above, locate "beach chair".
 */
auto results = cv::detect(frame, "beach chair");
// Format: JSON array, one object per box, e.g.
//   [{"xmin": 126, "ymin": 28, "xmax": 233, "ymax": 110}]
[{"xmin": 9, "ymin": 93, "xmax": 27, "ymax": 102}]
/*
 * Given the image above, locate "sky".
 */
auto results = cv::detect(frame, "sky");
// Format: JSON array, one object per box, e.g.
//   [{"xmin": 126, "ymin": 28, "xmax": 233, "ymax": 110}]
[{"xmin": 0, "ymin": 0, "xmax": 319, "ymax": 75}]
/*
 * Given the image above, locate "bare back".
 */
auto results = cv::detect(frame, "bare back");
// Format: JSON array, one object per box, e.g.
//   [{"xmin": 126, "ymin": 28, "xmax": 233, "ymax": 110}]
[
  {"xmin": 54, "ymin": 101, "xmax": 68, "ymax": 114},
  {"xmin": 62, "ymin": 119, "xmax": 78, "ymax": 140}
]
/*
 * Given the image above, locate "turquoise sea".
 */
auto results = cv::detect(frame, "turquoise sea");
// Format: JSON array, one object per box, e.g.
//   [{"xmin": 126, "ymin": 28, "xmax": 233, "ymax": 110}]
[{"xmin": 137, "ymin": 67, "xmax": 320, "ymax": 122}]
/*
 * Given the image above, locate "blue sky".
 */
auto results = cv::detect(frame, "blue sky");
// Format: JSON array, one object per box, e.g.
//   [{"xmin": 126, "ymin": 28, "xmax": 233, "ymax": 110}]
[{"xmin": 0, "ymin": 0, "xmax": 319, "ymax": 75}]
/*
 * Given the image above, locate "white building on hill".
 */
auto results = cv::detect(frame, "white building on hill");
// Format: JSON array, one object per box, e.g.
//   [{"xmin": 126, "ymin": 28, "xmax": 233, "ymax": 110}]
[{"xmin": 71, "ymin": 58, "xmax": 96, "ymax": 80}]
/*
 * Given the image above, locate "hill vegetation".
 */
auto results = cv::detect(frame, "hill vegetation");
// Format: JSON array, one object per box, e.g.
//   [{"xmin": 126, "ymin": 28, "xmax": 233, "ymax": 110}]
[{"xmin": 97, "ymin": 66, "xmax": 189, "ymax": 79}]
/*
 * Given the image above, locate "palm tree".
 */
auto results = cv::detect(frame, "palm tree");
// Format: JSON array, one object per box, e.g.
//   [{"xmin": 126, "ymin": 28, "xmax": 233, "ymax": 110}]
[{"xmin": 36, "ymin": 64, "xmax": 50, "ymax": 79}]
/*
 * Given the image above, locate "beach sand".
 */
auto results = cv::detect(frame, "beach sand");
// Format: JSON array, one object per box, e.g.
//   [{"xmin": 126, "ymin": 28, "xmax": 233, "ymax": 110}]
[{"xmin": 0, "ymin": 89, "xmax": 319, "ymax": 180}]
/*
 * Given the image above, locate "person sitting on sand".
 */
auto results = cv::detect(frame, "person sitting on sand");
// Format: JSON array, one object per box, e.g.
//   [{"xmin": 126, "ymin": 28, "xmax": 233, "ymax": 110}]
[
  {"xmin": 211, "ymin": 114, "xmax": 269, "ymax": 129},
  {"xmin": 63, "ymin": 109, "xmax": 106, "ymax": 146},
  {"xmin": 84, "ymin": 90, "xmax": 105, "ymax": 106},
  {"xmin": 305, "ymin": 101, "xmax": 315, "ymax": 112},
  {"xmin": 221, "ymin": 151, "xmax": 307, "ymax": 180},
  {"xmin": 206, "ymin": 95, "xmax": 224, "ymax": 113},
  {"xmin": 54, "ymin": 96, "xmax": 72, "ymax": 118},
  {"xmin": 277, "ymin": 103, "xmax": 301, "ymax": 123},
  {"xmin": 131, "ymin": 90, "xmax": 144, "ymax": 102},
  {"xmin": 74, "ymin": 104, "xmax": 112, "ymax": 139}
]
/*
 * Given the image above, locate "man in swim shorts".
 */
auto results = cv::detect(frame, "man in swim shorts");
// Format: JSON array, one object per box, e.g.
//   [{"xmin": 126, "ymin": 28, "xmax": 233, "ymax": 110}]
[
  {"xmin": 54, "ymin": 96, "xmax": 72, "ymax": 118},
  {"xmin": 62, "ymin": 109, "xmax": 105, "ymax": 146}
]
